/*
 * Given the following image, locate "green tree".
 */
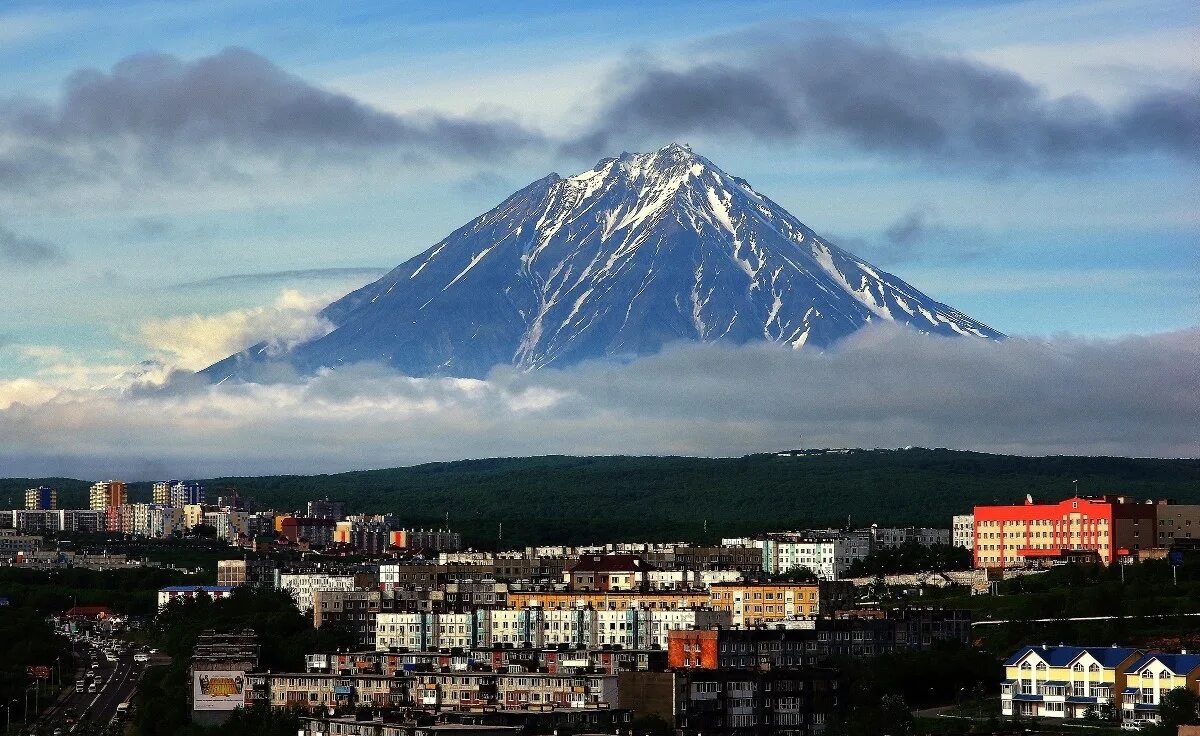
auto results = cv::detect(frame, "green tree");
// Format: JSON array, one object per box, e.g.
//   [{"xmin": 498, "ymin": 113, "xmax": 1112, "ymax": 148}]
[{"xmin": 1159, "ymin": 687, "xmax": 1200, "ymax": 728}]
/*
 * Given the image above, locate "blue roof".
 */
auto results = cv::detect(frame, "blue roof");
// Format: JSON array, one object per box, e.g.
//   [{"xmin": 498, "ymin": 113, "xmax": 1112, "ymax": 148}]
[
  {"xmin": 1132, "ymin": 703, "xmax": 1160, "ymax": 711},
  {"xmin": 1042, "ymin": 680, "xmax": 1068, "ymax": 686},
  {"xmin": 159, "ymin": 585, "xmax": 234, "ymax": 592},
  {"xmin": 1123, "ymin": 687, "xmax": 1139, "ymax": 694},
  {"xmin": 1011, "ymin": 693, "xmax": 1043, "ymax": 702},
  {"xmin": 1065, "ymin": 696, "xmax": 1096, "ymax": 703},
  {"xmin": 1125, "ymin": 652, "xmax": 1200, "ymax": 676},
  {"xmin": 1004, "ymin": 645, "xmax": 1140, "ymax": 668}
]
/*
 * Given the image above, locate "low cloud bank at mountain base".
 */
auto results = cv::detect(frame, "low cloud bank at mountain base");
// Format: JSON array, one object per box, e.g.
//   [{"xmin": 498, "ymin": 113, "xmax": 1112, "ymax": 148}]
[{"xmin": 1, "ymin": 324, "xmax": 1195, "ymax": 479}]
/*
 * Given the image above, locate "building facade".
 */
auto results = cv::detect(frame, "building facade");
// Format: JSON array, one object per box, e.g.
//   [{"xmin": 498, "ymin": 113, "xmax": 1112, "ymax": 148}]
[
  {"xmin": 24, "ymin": 486, "xmax": 57, "ymax": 510},
  {"xmin": 974, "ymin": 495, "xmax": 1156, "ymax": 568},
  {"xmin": 952, "ymin": 514, "xmax": 975, "ymax": 550},
  {"xmin": 1001, "ymin": 645, "xmax": 1142, "ymax": 720},
  {"xmin": 89, "ymin": 480, "xmax": 127, "ymax": 511}
]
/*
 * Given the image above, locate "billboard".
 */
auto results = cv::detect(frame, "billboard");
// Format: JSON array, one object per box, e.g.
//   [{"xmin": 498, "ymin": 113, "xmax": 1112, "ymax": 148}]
[{"xmin": 193, "ymin": 670, "xmax": 246, "ymax": 711}]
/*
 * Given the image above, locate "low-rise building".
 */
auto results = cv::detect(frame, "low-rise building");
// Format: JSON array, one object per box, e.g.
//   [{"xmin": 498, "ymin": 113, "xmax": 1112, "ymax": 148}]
[
  {"xmin": 1001, "ymin": 645, "xmax": 1142, "ymax": 720},
  {"xmin": 1120, "ymin": 652, "xmax": 1200, "ymax": 726},
  {"xmin": 159, "ymin": 585, "xmax": 235, "ymax": 609}
]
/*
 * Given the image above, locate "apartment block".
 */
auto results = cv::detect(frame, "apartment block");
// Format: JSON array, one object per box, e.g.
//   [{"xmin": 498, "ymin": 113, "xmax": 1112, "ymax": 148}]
[
  {"xmin": 619, "ymin": 667, "xmax": 837, "ymax": 736},
  {"xmin": 974, "ymin": 495, "xmax": 1156, "ymax": 568},
  {"xmin": 24, "ymin": 486, "xmax": 56, "ymax": 510},
  {"xmin": 508, "ymin": 590, "xmax": 710, "ymax": 611},
  {"xmin": 314, "ymin": 590, "xmax": 384, "ymax": 647},
  {"xmin": 1152, "ymin": 502, "xmax": 1200, "ymax": 548},
  {"xmin": 952, "ymin": 514, "xmax": 975, "ymax": 550},
  {"xmin": 89, "ymin": 480, "xmax": 127, "ymax": 511},
  {"xmin": 669, "ymin": 608, "xmax": 971, "ymax": 669},
  {"xmin": 708, "ymin": 582, "xmax": 853, "ymax": 627},
  {"xmin": 280, "ymin": 573, "xmax": 358, "ymax": 612}
]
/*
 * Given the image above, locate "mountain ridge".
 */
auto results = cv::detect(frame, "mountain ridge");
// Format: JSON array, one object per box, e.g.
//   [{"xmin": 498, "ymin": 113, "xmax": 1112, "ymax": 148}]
[{"xmin": 204, "ymin": 144, "xmax": 1001, "ymax": 381}]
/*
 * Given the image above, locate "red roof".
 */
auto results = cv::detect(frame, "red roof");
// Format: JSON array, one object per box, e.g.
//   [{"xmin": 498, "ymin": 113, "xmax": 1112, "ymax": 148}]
[{"xmin": 64, "ymin": 605, "xmax": 112, "ymax": 618}]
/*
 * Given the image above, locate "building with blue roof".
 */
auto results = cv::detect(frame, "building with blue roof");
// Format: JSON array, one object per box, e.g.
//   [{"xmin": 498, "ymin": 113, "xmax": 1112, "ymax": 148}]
[
  {"xmin": 1120, "ymin": 651, "xmax": 1200, "ymax": 726},
  {"xmin": 1002, "ymin": 644, "xmax": 1142, "ymax": 720}
]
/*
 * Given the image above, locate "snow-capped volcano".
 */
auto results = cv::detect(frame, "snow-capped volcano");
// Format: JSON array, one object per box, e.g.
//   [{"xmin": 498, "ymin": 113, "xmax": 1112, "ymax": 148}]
[{"xmin": 203, "ymin": 144, "xmax": 1001, "ymax": 380}]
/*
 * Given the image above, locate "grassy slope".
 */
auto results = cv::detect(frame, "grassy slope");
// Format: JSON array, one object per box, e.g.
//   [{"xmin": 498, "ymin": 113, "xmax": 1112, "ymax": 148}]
[{"xmin": 5, "ymin": 449, "xmax": 1198, "ymax": 548}]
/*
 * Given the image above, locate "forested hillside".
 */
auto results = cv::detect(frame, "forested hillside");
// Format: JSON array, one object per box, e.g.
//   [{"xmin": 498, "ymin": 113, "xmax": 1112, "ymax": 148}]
[{"xmin": 6, "ymin": 449, "xmax": 1198, "ymax": 548}]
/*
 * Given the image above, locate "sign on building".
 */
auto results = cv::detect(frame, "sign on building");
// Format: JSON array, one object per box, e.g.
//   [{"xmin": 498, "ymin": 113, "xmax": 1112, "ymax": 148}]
[{"xmin": 193, "ymin": 670, "xmax": 246, "ymax": 711}]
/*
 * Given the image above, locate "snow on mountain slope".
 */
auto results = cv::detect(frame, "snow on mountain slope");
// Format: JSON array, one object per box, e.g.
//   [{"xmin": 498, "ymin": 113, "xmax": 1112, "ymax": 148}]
[{"xmin": 203, "ymin": 144, "xmax": 1001, "ymax": 381}]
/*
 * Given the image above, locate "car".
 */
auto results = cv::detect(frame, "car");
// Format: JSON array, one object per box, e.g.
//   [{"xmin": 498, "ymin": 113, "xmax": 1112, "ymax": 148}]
[
  {"xmin": 87, "ymin": 683, "xmax": 97, "ymax": 693},
  {"xmin": 75, "ymin": 681, "xmax": 84, "ymax": 693},
  {"xmin": 89, "ymin": 663, "xmax": 98, "ymax": 670},
  {"xmin": 133, "ymin": 653, "xmax": 149, "ymax": 663}
]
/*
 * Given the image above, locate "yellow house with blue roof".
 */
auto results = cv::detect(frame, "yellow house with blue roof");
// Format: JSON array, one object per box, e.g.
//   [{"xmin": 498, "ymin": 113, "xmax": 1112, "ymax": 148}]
[
  {"xmin": 1002, "ymin": 645, "xmax": 1142, "ymax": 720},
  {"xmin": 1120, "ymin": 652, "xmax": 1200, "ymax": 726}
]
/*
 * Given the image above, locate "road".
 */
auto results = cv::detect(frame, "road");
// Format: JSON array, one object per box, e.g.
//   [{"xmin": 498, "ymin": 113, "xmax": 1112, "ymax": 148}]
[
  {"xmin": 972, "ymin": 610, "xmax": 1200, "ymax": 626},
  {"xmin": 36, "ymin": 635, "xmax": 149, "ymax": 732}
]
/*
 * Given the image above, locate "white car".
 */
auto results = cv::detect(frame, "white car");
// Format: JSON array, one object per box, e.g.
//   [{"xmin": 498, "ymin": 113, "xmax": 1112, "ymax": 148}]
[{"xmin": 133, "ymin": 653, "xmax": 149, "ymax": 662}]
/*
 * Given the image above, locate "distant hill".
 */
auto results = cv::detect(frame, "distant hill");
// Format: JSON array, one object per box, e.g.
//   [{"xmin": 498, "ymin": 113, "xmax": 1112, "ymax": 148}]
[{"xmin": 5, "ymin": 449, "xmax": 1199, "ymax": 548}]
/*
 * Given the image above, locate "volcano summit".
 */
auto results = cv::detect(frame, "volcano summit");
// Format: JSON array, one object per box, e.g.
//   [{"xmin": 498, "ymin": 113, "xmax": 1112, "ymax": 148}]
[{"xmin": 204, "ymin": 144, "xmax": 1001, "ymax": 381}]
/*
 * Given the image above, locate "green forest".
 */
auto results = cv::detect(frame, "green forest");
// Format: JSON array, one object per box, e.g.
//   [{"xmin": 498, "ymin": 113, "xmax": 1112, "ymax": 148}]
[{"xmin": 4, "ymin": 449, "xmax": 1198, "ymax": 548}]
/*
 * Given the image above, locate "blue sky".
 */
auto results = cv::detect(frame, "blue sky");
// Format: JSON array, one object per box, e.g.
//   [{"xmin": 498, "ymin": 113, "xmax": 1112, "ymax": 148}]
[{"xmin": 0, "ymin": 0, "xmax": 1196, "ymax": 385}]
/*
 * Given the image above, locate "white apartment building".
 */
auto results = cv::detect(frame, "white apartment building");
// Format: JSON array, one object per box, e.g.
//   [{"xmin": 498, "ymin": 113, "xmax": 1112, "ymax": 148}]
[
  {"xmin": 952, "ymin": 514, "xmax": 975, "ymax": 550},
  {"xmin": 376, "ymin": 612, "xmax": 434, "ymax": 651},
  {"xmin": 204, "ymin": 510, "xmax": 250, "ymax": 542},
  {"xmin": 434, "ymin": 612, "xmax": 474, "ymax": 650},
  {"xmin": 131, "ymin": 503, "xmax": 183, "ymax": 538},
  {"xmin": 540, "ymin": 607, "xmax": 590, "ymax": 647},
  {"xmin": 279, "ymin": 573, "xmax": 357, "ymax": 613},
  {"xmin": 762, "ymin": 538, "xmax": 847, "ymax": 580}
]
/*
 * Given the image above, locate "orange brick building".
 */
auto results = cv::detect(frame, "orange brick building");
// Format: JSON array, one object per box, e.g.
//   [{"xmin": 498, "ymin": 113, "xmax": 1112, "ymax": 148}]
[
  {"xmin": 708, "ymin": 583, "xmax": 825, "ymax": 627},
  {"xmin": 667, "ymin": 629, "xmax": 719, "ymax": 669},
  {"xmin": 973, "ymin": 495, "xmax": 1155, "ymax": 568}
]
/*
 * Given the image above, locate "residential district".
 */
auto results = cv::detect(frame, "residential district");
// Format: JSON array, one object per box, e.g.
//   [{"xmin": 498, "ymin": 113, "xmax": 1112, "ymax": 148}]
[{"xmin": 3, "ymin": 481, "xmax": 1200, "ymax": 734}]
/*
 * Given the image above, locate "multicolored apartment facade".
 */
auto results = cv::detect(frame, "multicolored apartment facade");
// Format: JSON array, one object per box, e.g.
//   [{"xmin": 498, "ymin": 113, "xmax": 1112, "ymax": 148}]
[{"xmin": 973, "ymin": 495, "xmax": 1156, "ymax": 569}]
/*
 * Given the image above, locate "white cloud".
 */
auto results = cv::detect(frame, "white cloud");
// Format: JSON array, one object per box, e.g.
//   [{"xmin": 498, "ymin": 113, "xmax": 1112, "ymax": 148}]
[
  {"xmin": 135, "ymin": 289, "xmax": 334, "ymax": 370},
  {"xmin": 0, "ymin": 324, "xmax": 1194, "ymax": 479}
]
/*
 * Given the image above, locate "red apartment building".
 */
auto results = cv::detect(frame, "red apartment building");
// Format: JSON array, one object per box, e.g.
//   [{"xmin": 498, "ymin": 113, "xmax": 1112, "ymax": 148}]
[{"xmin": 973, "ymin": 495, "xmax": 1155, "ymax": 569}]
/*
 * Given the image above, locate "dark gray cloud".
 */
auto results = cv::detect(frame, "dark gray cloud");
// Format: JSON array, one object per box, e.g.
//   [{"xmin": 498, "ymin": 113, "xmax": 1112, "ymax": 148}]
[
  {"xmin": 0, "ymin": 324, "xmax": 1194, "ymax": 478},
  {"xmin": 173, "ymin": 267, "xmax": 389, "ymax": 289},
  {"xmin": 830, "ymin": 207, "xmax": 991, "ymax": 266},
  {"xmin": 0, "ymin": 224, "xmax": 66, "ymax": 266},
  {"xmin": 885, "ymin": 208, "xmax": 935, "ymax": 249},
  {"xmin": 0, "ymin": 47, "xmax": 544, "ymax": 193},
  {"xmin": 568, "ymin": 31, "xmax": 1200, "ymax": 168}
]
